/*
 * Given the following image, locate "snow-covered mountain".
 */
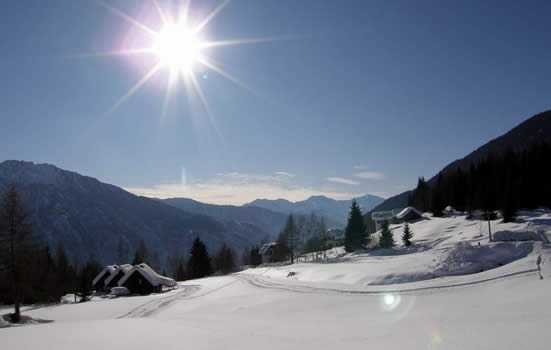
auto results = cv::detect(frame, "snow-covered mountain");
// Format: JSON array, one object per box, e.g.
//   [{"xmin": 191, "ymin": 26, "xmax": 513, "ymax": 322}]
[
  {"xmin": 0, "ymin": 161, "xmax": 269, "ymax": 265},
  {"xmin": 244, "ymin": 194, "xmax": 384, "ymax": 227}
]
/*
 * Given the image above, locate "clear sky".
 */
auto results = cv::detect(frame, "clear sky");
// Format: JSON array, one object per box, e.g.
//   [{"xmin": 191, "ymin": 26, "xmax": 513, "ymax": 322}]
[{"xmin": 1, "ymin": 0, "xmax": 551, "ymax": 205}]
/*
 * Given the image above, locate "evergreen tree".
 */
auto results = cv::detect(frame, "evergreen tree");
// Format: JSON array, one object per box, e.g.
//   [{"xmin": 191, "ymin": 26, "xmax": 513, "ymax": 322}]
[
  {"xmin": 250, "ymin": 245, "xmax": 263, "ymax": 266},
  {"xmin": 273, "ymin": 231, "xmax": 291, "ymax": 262},
  {"xmin": 501, "ymin": 189, "xmax": 517, "ymax": 223},
  {"xmin": 76, "ymin": 258, "xmax": 101, "ymax": 302},
  {"xmin": 132, "ymin": 239, "xmax": 149, "ymax": 265},
  {"xmin": 0, "ymin": 184, "xmax": 35, "ymax": 322},
  {"xmin": 214, "ymin": 243, "xmax": 237, "ymax": 275},
  {"xmin": 186, "ymin": 237, "xmax": 212, "ymax": 279},
  {"xmin": 344, "ymin": 201, "xmax": 368, "ymax": 252},
  {"xmin": 241, "ymin": 247, "xmax": 251, "ymax": 266},
  {"xmin": 401, "ymin": 223, "xmax": 414, "ymax": 247},
  {"xmin": 55, "ymin": 241, "xmax": 74, "ymax": 298},
  {"xmin": 378, "ymin": 221, "xmax": 395, "ymax": 248},
  {"xmin": 430, "ymin": 173, "xmax": 445, "ymax": 217},
  {"xmin": 175, "ymin": 261, "xmax": 186, "ymax": 281},
  {"xmin": 283, "ymin": 215, "xmax": 299, "ymax": 263}
]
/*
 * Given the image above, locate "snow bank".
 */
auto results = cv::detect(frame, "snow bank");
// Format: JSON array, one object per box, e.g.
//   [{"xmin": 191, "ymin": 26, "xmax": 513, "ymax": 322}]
[
  {"xmin": 60, "ymin": 294, "xmax": 77, "ymax": 304},
  {"xmin": 493, "ymin": 230, "xmax": 550, "ymax": 243},
  {"xmin": 110, "ymin": 287, "xmax": 130, "ymax": 296},
  {"xmin": 433, "ymin": 242, "xmax": 535, "ymax": 277}
]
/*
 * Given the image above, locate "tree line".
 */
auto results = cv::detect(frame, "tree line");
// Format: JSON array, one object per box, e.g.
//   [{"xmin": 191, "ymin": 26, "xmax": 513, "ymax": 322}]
[
  {"xmin": 408, "ymin": 143, "xmax": 551, "ymax": 221},
  {"xmin": 243, "ymin": 213, "xmax": 334, "ymax": 266},
  {"xmin": 0, "ymin": 184, "xmax": 238, "ymax": 322}
]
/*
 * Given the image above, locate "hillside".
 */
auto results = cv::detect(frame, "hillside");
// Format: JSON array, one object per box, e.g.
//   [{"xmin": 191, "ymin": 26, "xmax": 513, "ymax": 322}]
[
  {"xmin": 4, "ymin": 210, "xmax": 550, "ymax": 349},
  {"xmin": 364, "ymin": 110, "xmax": 551, "ymax": 230},
  {"xmin": 162, "ymin": 197, "xmax": 287, "ymax": 239},
  {"xmin": 0, "ymin": 161, "xmax": 267, "ymax": 265},
  {"xmin": 245, "ymin": 193, "xmax": 384, "ymax": 228},
  {"xmin": 434, "ymin": 110, "xmax": 551, "ymax": 181}
]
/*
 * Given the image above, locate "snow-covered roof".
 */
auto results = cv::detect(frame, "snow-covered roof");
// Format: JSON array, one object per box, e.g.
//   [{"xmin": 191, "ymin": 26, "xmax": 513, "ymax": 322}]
[
  {"xmin": 259, "ymin": 242, "xmax": 276, "ymax": 255},
  {"xmin": 372, "ymin": 209, "xmax": 403, "ymax": 221},
  {"xmin": 395, "ymin": 207, "xmax": 423, "ymax": 220},
  {"xmin": 118, "ymin": 263, "xmax": 176, "ymax": 288},
  {"xmin": 104, "ymin": 264, "xmax": 133, "ymax": 286},
  {"xmin": 92, "ymin": 265, "xmax": 119, "ymax": 287}
]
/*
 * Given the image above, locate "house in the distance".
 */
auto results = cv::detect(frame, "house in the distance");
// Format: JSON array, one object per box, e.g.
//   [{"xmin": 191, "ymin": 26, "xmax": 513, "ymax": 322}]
[
  {"xmin": 372, "ymin": 207, "xmax": 423, "ymax": 230},
  {"xmin": 92, "ymin": 265, "xmax": 119, "ymax": 292},
  {"xmin": 259, "ymin": 242, "xmax": 276, "ymax": 264},
  {"xmin": 103, "ymin": 264, "xmax": 133, "ymax": 291},
  {"xmin": 395, "ymin": 206, "xmax": 423, "ymax": 222},
  {"xmin": 118, "ymin": 263, "xmax": 177, "ymax": 294}
]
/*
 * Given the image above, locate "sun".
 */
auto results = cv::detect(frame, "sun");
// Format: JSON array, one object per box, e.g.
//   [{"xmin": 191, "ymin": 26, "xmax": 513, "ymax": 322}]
[
  {"xmin": 153, "ymin": 23, "xmax": 202, "ymax": 74},
  {"xmin": 93, "ymin": 0, "xmax": 277, "ymax": 117}
]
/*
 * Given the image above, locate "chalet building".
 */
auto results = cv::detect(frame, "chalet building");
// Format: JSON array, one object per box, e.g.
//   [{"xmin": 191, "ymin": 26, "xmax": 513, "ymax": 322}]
[
  {"xmin": 372, "ymin": 206, "xmax": 423, "ymax": 230},
  {"xmin": 92, "ymin": 265, "xmax": 119, "ymax": 292},
  {"xmin": 259, "ymin": 242, "xmax": 276, "ymax": 264},
  {"xmin": 118, "ymin": 263, "xmax": 177, "ymax": 294},
  {"xmin": 104, "ymin": 264, "xmax": 133, "ymax": 291}
]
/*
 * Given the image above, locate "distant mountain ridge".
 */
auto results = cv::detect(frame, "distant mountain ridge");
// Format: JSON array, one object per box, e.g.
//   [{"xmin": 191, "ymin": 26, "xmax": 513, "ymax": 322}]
[
  {"xmin": 363, "ymin": 110, "xmax": 551, "ymax": 231},
  {"xmin": 161, "ymin": 197, "xmax": 287, "ymax": 239},
  {"xmin": 244, "ymin": 193, "xmax": 384, "ymax": 227},
  {"xmin": 0, "ymin": 161, "xmax": 269, "ymax": 266}
]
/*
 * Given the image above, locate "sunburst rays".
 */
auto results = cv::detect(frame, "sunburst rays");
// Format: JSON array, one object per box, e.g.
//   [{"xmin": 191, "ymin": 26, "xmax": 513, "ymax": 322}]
[{"xmin": 89, "ymin": 0, "xmax": 280, "ymax": 122}]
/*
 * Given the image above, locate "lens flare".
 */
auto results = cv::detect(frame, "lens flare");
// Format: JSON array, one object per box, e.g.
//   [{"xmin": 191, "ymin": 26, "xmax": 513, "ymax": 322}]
[{"xmin": 380, "ymin": 293, "xmax": 401, "ymax": 312}]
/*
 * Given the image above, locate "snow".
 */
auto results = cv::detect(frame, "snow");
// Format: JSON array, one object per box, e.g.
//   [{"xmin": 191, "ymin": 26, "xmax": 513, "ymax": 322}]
[
  {"xmin": 92, "ymin": 265, "xmax": 118, "ymax": 287},
  {"xmin": 110, "ymin": 287, "xmax": 130, "ymax": 296},
  {"xmin": 118, "ymin": 263, "xmax": 176, "ymax": 288},
  {"xmin": 103, "ymin": 264, "xmax": 133, "ymax": 286},
  {"xmin": 395, "ymin": 206, "xmax": 423, "ymax": 220},
  {"xmin": 2, "ymin": 210, "xmax": 551, "ymax": 349}
]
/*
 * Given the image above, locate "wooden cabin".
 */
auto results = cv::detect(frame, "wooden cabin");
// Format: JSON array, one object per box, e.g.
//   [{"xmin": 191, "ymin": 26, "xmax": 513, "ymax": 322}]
[
  {"xmin": 259, "ymin": 242, "xmax": 276, "ymax": 264},
  {"xmin": 118, "ymin": 263, "xmax": 176, "ymax": 294}
]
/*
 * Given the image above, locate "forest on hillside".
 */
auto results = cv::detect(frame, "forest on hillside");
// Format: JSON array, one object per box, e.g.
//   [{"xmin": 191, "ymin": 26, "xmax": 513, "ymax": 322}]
[{"xmin": 408, "ymin": 143, "xmax": 551, "ymax": 221}]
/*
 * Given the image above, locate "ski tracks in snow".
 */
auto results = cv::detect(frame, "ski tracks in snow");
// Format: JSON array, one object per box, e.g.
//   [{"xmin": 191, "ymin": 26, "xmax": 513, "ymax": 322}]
[
  {"xmin": 236, "ymin": 268, "xmax": 539, "ymax": 297},
  {"xmin": 117, "ymin": 285, "xmax": 200, "ymax": 319}
]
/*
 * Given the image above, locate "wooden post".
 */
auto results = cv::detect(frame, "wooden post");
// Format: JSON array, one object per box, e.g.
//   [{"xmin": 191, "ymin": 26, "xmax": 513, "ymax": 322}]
[{"xmin": 487, "ymin": 210, "xmax": 492, "ymax": 242}]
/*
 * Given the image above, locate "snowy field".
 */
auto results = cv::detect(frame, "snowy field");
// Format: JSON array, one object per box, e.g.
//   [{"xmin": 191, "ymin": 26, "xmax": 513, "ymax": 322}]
[{"xmin": 2, "ymin": 210, "xmax": 551, "ymax": 349}]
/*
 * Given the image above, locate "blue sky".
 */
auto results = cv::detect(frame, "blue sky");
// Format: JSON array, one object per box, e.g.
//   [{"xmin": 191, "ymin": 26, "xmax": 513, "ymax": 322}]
[{"xmin": 1, "ymin": 0, "xmax": 551, "ymax": 204}]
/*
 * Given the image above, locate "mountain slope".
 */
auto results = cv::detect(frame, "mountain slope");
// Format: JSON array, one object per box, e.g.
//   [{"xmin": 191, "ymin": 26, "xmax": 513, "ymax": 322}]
[
  {"xmin": 363, "ymin": 110, "xmax": 551, "ymax": 231},
  {"xmin": 0, "ymin": 161, "xmax": 265, "ymax": 265},
  {"xmin": 162, "ymin": 197, "xmax": 287, "ymax": 239},
  {"xmin": 245, "ymin": 194, "xmax": 384, "ymax": 228},
  {"xmin": 435, "ymin": 110, "xmax": 551, "ymax": 180}
]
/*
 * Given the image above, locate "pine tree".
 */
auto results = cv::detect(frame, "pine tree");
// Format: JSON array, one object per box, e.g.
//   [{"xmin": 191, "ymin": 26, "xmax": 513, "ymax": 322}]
[
  {"xmin": 344, "ymin": 200, "xmax": 368, "ymax": 252},
  {"xmin": 430, "ymin": 174, "xmax": 445, "ymax": 217},
  {"xmin": 214, "ymin": 243, "xmax": 237, "ymax": 275},
  {"xmin": 250, "ymin": 246, "xmax": 262, "ymax": 266},
  {"xmin": 132, "ymin": 239, "xmax": 149, "ymax": 265},
  {"xmin": 378, "ymin": 221, "xmax": 395, "ymax": 248},
  {"xmin": 76, "ymin": 258, "xmax": 101, "ymax": 302},
  {"xmin": 401, "ymin": 222, "xmax": 414, "ymax": 247},
  {"xmin": 273, "ymin": 231, "xmax": 291, "ymax": 262},
  {"xmin": 283, "ymin": 215, "xmax": 298, "ymax": 263},
  {"xmin": 55, "ymin": 241, "xmax": 74, "ymax": 298},
  {"xmin": 501, "ymin": 189, "xmax": 517, "ymax": 223},
  {"xmin": 175, "ymin": 261, "xmax": 186, "ymax": 281},
  {"xmin": 186, "ymin": 237, "xmax": 212, "ymax": 279},
  {"xmin": 0, "ymin": 184, "xmax": 35, "ymax": 322}
]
